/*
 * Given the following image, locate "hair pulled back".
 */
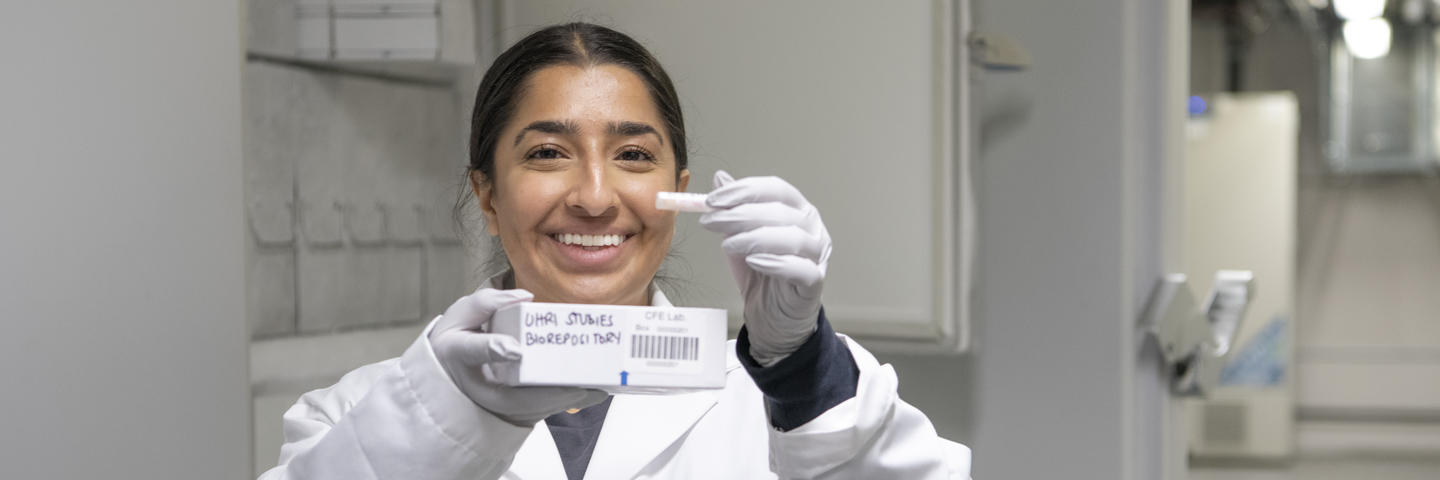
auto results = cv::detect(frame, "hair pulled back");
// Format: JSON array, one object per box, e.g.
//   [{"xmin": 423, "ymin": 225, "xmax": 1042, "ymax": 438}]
[{"xmin": 467, "ymin": 22, "xmax": 688, "ymax": 186}]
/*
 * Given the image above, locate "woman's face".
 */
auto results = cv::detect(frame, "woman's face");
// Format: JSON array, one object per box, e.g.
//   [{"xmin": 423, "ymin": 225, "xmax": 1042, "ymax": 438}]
[{"xmin": 474, "ymin": 64, "xmax": 689, "ymax": 306}]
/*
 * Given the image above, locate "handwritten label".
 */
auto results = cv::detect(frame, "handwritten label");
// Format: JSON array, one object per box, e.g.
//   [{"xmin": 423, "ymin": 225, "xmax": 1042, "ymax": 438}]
[{"xmin": 522, "ymin": 309, "xmax": 623, "ymax": 347}]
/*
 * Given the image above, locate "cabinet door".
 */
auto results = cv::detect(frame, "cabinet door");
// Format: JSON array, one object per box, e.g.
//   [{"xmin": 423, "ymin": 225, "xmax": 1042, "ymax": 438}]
[{"xmin": 501, "ymin": 0, "xmax": 970, "ymax": 350}]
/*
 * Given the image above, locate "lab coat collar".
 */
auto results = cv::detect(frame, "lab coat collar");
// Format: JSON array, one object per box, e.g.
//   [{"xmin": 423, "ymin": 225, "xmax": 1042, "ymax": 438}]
[
  {"xmin": 482, "ymin": 271, "xmax": 722, "ymax": 480},
  {"xmin": 585, "ymin": 387, "xmax": 720, "ymax": 479}
]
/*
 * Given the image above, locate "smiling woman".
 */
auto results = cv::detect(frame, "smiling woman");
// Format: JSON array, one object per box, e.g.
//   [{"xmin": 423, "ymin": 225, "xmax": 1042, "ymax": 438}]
[
  {"xmin": 461, "ymin": 23, "xmax": 690, "ymax": 308},
  {"xmin": 258, "ymin": 22, "xmax": 970, "ymax": 480},
  {"xmin": 472, "ymin": 62, "xmax": 688, "ymax": 307}
]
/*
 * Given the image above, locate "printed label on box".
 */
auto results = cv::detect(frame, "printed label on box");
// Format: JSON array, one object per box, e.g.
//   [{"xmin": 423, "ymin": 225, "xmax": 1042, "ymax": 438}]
[{"xmin": 624, "ymin": 309, "xmax": 704, "ymax": 375}]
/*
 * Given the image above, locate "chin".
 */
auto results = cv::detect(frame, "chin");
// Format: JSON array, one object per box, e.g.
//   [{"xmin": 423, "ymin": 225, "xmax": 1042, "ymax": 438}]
[{"xmin": 558, "ymin": 272, "xmax": 645, "ymax": 304}]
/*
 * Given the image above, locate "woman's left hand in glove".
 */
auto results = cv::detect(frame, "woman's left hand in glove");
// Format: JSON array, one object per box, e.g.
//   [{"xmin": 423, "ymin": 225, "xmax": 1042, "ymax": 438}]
[{"xmin": 699, "ymin": 170, "xmax": 832, "ymax": 367}]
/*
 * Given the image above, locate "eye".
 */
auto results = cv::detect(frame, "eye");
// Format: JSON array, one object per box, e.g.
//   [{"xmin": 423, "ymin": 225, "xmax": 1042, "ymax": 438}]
[
  {"xmin": 527, "ymin": 146, "xmax": 566, "ymax": 160},
  {"xmin": 617, "ymin": 146, "xmax": 656, "ymax": 163}
]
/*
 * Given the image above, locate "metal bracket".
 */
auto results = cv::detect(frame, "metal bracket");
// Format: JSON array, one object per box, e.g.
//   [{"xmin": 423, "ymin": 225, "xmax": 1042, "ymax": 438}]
[
  {"xmin": 1140, "ymin": 270, "xmax": 1256, "ymax": 396},
  {"xmin": 967, "ymin": 31, "xmax": 1032, "ymax": 71}
]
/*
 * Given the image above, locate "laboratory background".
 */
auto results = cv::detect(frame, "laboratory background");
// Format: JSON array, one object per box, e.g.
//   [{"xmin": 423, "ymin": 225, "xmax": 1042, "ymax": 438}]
[{"xmin": 2, "ymin": 0, "xmax": 1438, "ymax": 479}]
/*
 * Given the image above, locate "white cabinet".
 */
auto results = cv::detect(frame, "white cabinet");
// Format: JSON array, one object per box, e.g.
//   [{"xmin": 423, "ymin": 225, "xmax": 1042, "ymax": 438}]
[
  {"xmin": 501, "ymin": 0, "xmax": 974, "ymax": 351},
  {"xmin": 298, "ymin": 0, "xmax": 442, "ymax": 60},
  {"xmin": 247, "ymin": 0, "xmax": 478, "ymax": 84}
]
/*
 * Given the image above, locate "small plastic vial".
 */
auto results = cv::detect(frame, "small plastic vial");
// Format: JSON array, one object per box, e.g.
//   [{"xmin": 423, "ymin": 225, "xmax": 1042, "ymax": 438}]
[{"xmin": 655, "ymin": 192, "xmax": 714, "ymax": 213}]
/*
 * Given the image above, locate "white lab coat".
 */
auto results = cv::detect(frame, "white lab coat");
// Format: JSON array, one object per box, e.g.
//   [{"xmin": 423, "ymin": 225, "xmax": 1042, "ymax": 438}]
[{"xmin": 259, "ymin": 284, "xmax": 972, "ymax": 480}]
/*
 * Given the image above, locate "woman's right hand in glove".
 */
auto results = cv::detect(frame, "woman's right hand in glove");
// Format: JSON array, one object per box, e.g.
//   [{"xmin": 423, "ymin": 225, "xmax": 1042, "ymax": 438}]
[{"xmin": 428, "ymin": 288, "xmax": 609, "ymax": 426}]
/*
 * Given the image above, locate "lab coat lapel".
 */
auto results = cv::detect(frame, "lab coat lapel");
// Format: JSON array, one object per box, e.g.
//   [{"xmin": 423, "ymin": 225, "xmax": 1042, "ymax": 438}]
[
  {"xmin": 584, "ymin": 389, "xmax": 719, "ymax": 479},
  {"xmin": 506, "ymin": 422, "xmax": 569, "ymax": 480}
]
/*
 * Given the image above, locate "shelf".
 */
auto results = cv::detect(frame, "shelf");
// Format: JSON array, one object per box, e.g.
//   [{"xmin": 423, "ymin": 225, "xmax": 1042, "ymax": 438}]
[{"xmin": 246, "ymin": 51, "xmax": 471, "ymax": 87}]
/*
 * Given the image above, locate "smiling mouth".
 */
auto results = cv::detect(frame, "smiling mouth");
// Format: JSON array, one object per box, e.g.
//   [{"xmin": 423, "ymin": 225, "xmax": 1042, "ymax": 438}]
[{"xmin": 548, "ymin": 233, "xmax": 634, "ymax": 250}]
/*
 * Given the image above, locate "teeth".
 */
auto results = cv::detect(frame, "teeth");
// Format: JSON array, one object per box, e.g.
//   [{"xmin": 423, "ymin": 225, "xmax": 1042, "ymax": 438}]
[{"xmin": 556, "ymin": 233, "xmax": 624, "ymax": 247}]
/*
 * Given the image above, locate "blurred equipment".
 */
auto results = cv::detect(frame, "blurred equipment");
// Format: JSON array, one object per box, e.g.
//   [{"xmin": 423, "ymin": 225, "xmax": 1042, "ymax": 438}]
[
  {"xmin": 1182, "ymin": 93, "xmax": 1299, "ymax": 461},
  {"xmin": 1327, "ymin": 8, "xmax": 1439, "ymax": 173},
  {"xmin": 1142, "ymin": 271, "xmax": 1258, "ymax": 397}
]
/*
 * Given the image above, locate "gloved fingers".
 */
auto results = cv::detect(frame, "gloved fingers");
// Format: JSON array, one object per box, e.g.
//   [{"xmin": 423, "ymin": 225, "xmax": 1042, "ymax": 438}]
[
  {"xmin": 437, "ymin": 332, "xmax": 524, "ymax": 368},
  {"xmin": 720, "ymin": 225, "xmax": 827, "ymax": 261},
  {"xmin": 433, "ymin": 288, "xmax": 533, "ymax": 335},
  {"xmin": 706, "ymin": 174, "xmax": 811, "ymax": 210},
  {"xmin": 712, "ymin": 169, "xmax": 736, "ymax": 189},
  {"xmin": 744, "ymin": 253, "xmax": 826, "ymax": 291},
  {"xmin": 466, "ymin": 288, "xmax": 534, "ymax": 332},
  {"xmin": 721, "ymin": 251, "xmax": 755, "ymax": 292},
  {"xmin": 698, "ymin": 201, "xmax": 814, "ymax": 236}
]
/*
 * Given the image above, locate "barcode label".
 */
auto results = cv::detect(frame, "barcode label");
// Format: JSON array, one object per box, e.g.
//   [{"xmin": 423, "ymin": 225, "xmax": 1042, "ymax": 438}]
[{"xmin": 629, "ymin": 334, "xmax": 700, "ymax": 361}]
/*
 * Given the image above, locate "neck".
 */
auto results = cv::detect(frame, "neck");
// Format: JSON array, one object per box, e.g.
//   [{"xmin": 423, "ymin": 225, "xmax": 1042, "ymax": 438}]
[{"xmin": 505, "ymin": 271, "xmax": 651, "ymax": 306}]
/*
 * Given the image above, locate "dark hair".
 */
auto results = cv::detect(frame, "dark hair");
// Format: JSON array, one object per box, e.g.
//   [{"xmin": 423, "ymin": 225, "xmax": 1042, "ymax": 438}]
[{"xmin": 467, "ymin": 22, "xmax": 687, "ymax": 186}]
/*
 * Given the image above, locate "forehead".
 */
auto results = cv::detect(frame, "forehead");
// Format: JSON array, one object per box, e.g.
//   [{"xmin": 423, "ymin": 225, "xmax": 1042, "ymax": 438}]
[{"xmin": 510, "ymin": 64, "xmax": 665, "ymax": 136}]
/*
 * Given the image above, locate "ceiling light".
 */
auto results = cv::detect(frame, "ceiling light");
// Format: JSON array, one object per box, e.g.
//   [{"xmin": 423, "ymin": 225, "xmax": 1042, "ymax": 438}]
[
  {"xmin": 1335, "ymin": 0, "xmax": 1387, "ymax": 20},
  {"xmin": 1344, "ymin": 17, "xmax": 1393, "ymax": 59}
]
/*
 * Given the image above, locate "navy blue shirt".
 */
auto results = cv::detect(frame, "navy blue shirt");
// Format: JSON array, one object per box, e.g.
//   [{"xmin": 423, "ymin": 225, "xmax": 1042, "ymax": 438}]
[
  {"xmin": 735, "ymin": 308, "xmax": 860, "ymax": 431},
  {"xmin": 543, "ymin": 308, "xmax": 859, "ymax": 479},
  {"xmin": 543, "ymin": 396, "xmax": 613, "ymax": 480}
]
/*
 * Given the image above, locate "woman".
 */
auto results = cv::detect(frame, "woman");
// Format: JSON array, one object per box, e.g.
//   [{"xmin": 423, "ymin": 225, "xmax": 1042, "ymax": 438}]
[{"xmin": 260, "ymin": 23, "xmax": 969, "ymax": 480}]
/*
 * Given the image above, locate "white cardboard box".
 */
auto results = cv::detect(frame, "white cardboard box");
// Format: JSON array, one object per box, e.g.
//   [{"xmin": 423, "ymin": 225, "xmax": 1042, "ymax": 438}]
[{"xmin": 490, "ymin": 302, "xmax": 728, "ymax": 393}]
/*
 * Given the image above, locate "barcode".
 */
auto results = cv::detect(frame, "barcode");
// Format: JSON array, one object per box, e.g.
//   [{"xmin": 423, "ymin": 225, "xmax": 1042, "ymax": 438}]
[{"xmin": 630, "ymin": 334, "xmax": 700, "ymax": 361}]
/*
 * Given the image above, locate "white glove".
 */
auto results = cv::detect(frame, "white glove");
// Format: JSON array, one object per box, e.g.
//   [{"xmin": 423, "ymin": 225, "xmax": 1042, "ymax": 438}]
[
  {"xmin": 429, "ymin": 288, "xmax": 609, "ymax": 426},
  {"xmin": 700, "ymin": 171, "xmax": 832, "ymax": 367}
]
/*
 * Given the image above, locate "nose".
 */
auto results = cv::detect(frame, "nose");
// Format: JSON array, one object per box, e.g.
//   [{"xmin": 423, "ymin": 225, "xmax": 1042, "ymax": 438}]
[{"xmin": 566, "ymin": 157, "xmax": 619, "ymax": 217}]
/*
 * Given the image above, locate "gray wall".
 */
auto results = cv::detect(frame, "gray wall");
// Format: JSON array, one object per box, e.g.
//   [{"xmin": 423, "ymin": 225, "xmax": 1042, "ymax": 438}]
[
  {"xmin": 1297, "ymin": 175, "xmax": 1440, "ymax": 414},
  {"xmin": 0, "ymin": 2, "xmax": 250, "ymax": 479},
  {"xmin": 881, "ymin": 0, "xmax": 1184, "ymax": 478}
]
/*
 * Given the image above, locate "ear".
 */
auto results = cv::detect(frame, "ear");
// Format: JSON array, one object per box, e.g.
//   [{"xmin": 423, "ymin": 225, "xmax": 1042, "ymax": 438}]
[
  {"xmin": 677, "ymin": 168, "xmax": 691, "ymax": 192},
  {"xmin": 470, "ymin": 170, "xmax": 501, "ymax": 236}
]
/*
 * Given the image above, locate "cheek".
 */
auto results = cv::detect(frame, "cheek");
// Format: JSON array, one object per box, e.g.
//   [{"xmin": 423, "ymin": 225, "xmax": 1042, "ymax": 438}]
[
  {"xmin": 643, "ymin": 213, "xmax": 677, "ymax": 241},
  {"xmin": 619, "ymin": 180, "xmax": 679, "ymax": 231},
  {"xmin": 641, "ymin": 206, "xmax": 679, "ymax": 243},
  {"xmin": 491, "ymin": 206, "xmax": 541, "ymax": 247},
  {"xmin": 493, "ymin": 175, "xmax": 568, "ymax": 233}
]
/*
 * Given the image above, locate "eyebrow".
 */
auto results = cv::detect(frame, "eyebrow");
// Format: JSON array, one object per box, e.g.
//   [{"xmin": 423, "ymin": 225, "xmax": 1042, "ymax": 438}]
[
  {"xmin": 513, "ymin": 120, "xmax": 581, "ymax": 147},
  {"xmin": 512, "ymin": 119, "xmax": 664, "ymax": 147},
  {"xmin": 608, "ymin": 121, "xmax": 664, "ymax": 146}
]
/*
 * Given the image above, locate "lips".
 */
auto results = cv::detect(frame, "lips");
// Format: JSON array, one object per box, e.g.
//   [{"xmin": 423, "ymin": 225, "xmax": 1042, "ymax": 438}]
[{"xmin": 546, "ymin": 232, "xmax": 634, "ymax": 269}]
